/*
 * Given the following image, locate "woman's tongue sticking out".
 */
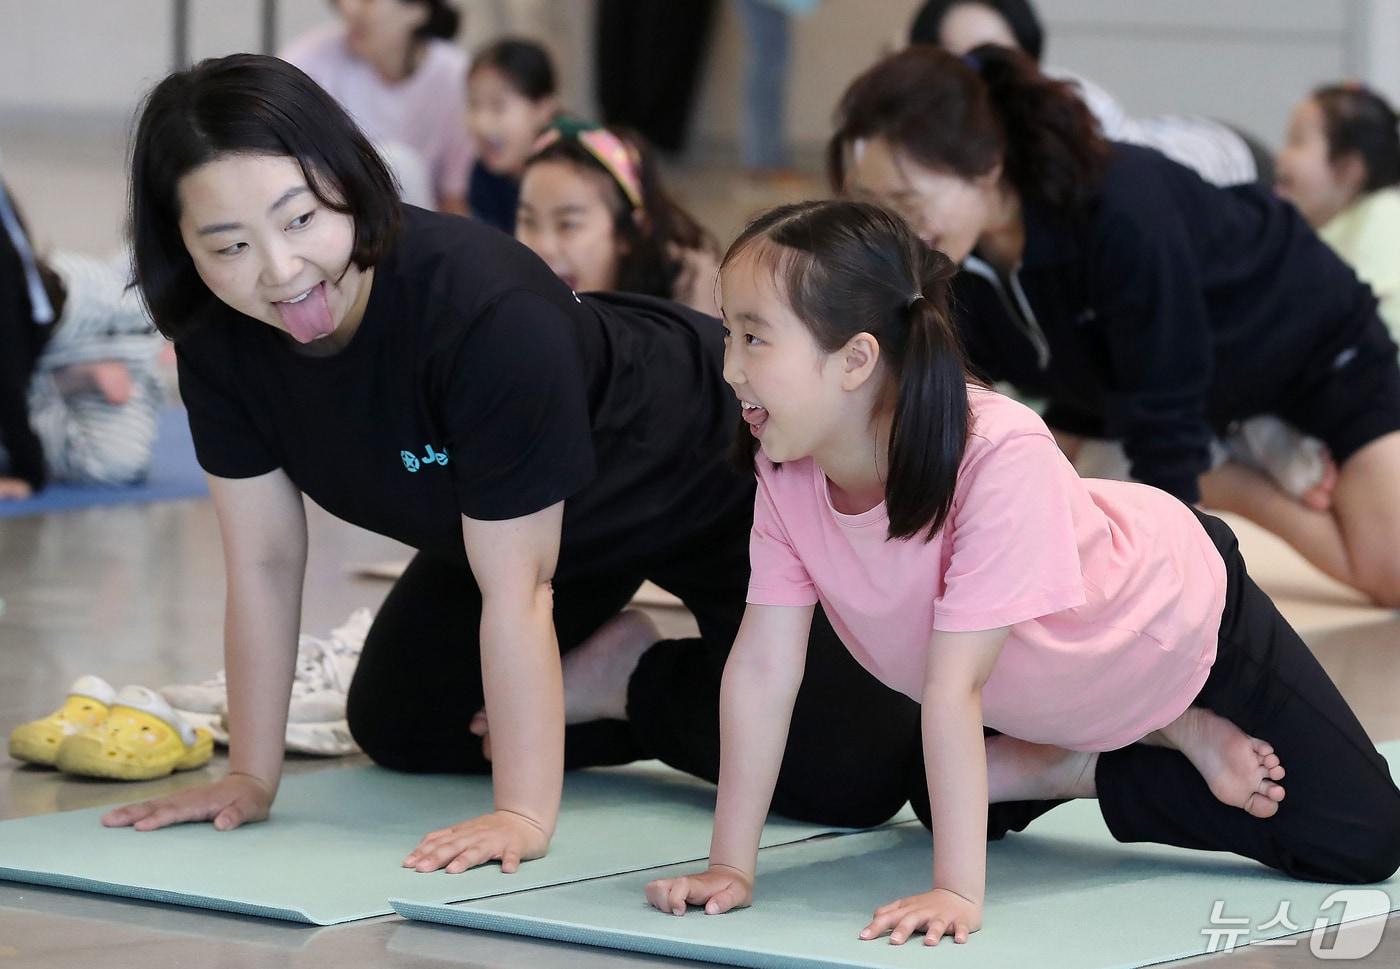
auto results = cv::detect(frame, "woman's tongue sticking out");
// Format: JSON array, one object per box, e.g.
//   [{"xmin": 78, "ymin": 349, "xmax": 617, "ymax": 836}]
[{"xmin": 276, "ymin": 282, "xmax": 335, "ymax": 344}]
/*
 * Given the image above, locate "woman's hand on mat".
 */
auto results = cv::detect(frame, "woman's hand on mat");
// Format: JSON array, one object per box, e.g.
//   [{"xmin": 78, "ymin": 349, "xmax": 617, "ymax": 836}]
[
  {"xmin": 644, "ymin": 864, "xmax": 753, "ymax": 916},
  {"xmin": 402, "ymin": 809, "xmax": 549, "ymax": 874},
  {"xmin": 0, "ymin": 477, "xmax": 33, "ymax": 500},
  {"xmin": 100, "ymin": 773, "xmax": 275, "ymax": 832},
  {"xmin": 860, "ymin": 888, "xmax": 982, "ymax": 946}
]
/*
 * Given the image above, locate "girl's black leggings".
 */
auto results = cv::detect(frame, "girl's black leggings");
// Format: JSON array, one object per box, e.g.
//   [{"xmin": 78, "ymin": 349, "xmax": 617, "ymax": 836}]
[{"xmin": 908, "ymin": 511, "xmax": 1400, "ymax": 884}]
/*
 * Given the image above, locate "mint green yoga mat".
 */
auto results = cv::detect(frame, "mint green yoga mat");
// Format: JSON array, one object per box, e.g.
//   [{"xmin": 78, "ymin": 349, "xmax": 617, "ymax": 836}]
[
  {"xmin": 0, "ymin": 761, "xmax": 870, "ymax": 925},
  {"xmin": 390, "ymin": 744, "xmax": 1400, "ymax": 969}
]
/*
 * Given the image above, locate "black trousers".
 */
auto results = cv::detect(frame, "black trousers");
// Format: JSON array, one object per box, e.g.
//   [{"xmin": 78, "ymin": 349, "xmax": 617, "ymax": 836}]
[
  {"xmin": 594, "ymin": 0, "xmax": 717, "ymax": 153},
  {"xmin": 910, "ymin": 512, "xmax": 1400, "ymax": 883},
  {"xmin": 346, "ymin": 498, "xmax": 922, "ymax": 828}
]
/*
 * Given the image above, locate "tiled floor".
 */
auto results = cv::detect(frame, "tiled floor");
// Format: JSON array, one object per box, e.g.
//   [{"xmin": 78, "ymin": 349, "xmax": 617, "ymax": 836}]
[{"xmin": 1, "ymin": 123, "xmax": 1396, "ymax": 967}]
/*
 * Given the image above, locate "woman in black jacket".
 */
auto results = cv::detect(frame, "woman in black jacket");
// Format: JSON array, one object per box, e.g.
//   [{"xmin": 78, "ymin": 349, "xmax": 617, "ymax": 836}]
[{"xmin": 829, "ymin": 44, "xmax": 1400, "ymax": 606}]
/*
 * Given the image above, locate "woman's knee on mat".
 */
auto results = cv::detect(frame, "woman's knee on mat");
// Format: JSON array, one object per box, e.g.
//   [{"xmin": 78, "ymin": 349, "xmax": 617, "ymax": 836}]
[
  {"xmin": 1340, "ymin": 794, "xmax": 1400, "ymax": 883},
  {"xmin": 349, "ymin": 714, "xmax": 490, "ymax": 775},
  {"xmin": 1272, "ymin": 789, "xmax": 1400, "ymax": 884},
  {"xmin": 769, "ymin": 757, "xmax": 911, "ymax": 828},
  {"xmin": 345, "ymin": 683, "xmax": 488, "ymax": 775}
]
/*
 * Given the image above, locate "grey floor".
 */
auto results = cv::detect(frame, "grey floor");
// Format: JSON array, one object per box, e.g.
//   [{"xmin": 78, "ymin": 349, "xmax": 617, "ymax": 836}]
[{"xmin": 2, "ymin": 124, "xmax": 1397, "ymax": 967}]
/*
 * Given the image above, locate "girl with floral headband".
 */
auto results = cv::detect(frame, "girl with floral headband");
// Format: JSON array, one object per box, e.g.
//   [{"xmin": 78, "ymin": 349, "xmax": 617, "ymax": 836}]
[{"xmin": 516, "ymin": 122, "xmax": 721, "ymax": 317}]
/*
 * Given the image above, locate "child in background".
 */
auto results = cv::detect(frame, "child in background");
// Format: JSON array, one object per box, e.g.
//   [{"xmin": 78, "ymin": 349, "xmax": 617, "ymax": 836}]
[
  {"xmin": 281, "ymin": 0, "xmax": 473, "ymax": 214},
  {"xmin": 1277, "ymin": 83, "xmax": 1400, "ymax": 337},
  {"xmin": 642, "ymin": 200, "xmax": 1400, "ymax": 945},
  {"xmin": 466, "ymin": 38, "xmax": 561, "ymax": 233},
  {"xmin": 516, "ymin": 121, "xmax": 720, "ymax": 315},
  {"xmin": 0, "ymin": 180, "xmax": 164, "ymax": 498}
]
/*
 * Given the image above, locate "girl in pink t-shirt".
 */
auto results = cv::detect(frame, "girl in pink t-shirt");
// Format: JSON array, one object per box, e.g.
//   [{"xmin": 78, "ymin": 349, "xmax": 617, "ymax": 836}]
[{"xmin": 641, "ymin": 200, "xmax": 1400, "ymax": 946}]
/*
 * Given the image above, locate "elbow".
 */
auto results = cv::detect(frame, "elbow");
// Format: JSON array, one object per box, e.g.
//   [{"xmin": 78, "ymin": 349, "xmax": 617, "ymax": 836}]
[
  {"xmin": 481, "ymin": 578, "xmax": 555, "ymax": 625},
  {"xmin": 243, "ymin": 548, "xmax": 306, "ymax": 581},
  {"xmin": 724, "ymin": 644, "xmax": 804, "ymax": 698}
]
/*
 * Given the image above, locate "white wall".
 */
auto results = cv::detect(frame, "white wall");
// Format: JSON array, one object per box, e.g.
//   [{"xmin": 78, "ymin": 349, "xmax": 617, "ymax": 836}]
[
  {"xmin": 1361, "ymin": 0, "xmax": 1400, "ymax": 106},
  {"xmin": 689, "ymin": 0, "xmax": 1379, "ymax": 155},
  {"xmin": 0, "ymin": 0, "xmax": 328, "ymax": 121}
]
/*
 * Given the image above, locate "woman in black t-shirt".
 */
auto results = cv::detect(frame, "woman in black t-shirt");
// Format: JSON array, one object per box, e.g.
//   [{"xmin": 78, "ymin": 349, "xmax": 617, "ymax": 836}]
[
  {"xmin": 98, "ymin": 54, "xmax": 938, "ymax": 872},
  {"xmin": 831, "ymin": 45, "xmax": 1400, "ymax": 607}
]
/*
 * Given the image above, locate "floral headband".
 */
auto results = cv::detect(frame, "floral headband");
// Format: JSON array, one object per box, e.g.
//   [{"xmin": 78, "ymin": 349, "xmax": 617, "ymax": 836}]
[{"xmin": 532, "ymin": 121, "xmax": 644, "ymax": 210}]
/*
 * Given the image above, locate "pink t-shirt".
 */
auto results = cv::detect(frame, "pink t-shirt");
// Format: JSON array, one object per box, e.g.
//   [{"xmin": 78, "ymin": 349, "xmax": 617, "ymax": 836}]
[
  {"xmin": 747, "ymin": 387, "xmax": 1225, "ymax": 752},
  {"xmin": 282, "ymin": 24, "xmax": 474, "ymax": 203}
]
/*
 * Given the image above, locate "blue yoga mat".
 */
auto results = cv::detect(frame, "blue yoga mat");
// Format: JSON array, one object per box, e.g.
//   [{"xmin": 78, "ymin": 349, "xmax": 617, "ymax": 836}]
[
  {"xmin": 0, "ymin": 761, "xmax": 897, "ymax": 925},
  {"xmin": 0, "ymin": 406, "xmax": 207, "ymax": 519},
  {"xmin": 392, "ymin": 743, "xmax": 1400, "ymax": 969}
]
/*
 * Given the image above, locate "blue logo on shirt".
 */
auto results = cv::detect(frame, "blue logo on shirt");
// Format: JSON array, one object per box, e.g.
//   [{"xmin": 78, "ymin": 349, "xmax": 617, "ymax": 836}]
[{"xmin": 401, "ymin": 445, "xmax": 449, "ymax": 472}]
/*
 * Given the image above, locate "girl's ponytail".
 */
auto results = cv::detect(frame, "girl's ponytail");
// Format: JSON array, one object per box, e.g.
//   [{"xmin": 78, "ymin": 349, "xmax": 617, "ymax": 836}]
[{"xmin": 886, "ymin": 248, "xmax": 968, "ymax": 540}]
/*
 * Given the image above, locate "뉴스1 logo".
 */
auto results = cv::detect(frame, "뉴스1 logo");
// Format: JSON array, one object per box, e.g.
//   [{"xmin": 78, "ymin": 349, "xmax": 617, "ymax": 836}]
[{"xmin": 401, "ymin": 444, "xmax": 449, "ymax": 472}]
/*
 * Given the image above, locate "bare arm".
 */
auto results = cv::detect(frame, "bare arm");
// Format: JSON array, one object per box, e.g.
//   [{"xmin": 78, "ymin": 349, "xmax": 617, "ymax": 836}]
[
  {"xmin": 920, "ymin": 626, "xmax": 1009, "ymax": 905},
  {"xmin": 102, "ymin": 468, "xmax": 307, "ymax": 830},
  {"xmin": 213, "ymin": 469, "xmax": 308, "ymax": 795},
  {"xmin": 462, "ymin": 501, "xmax": 566, "ymax": 840},
  {"xmin": 647, "ymin": 603, "xmax": 813, "ymax": 915},
  {"xmin": 709, "ymin": 603, "xmax": 814, "ymax": 877},
  {"xmin": 859, "ymin": 625, "xmax": 1008, "ymax": 946},
  {"xmin": 401, "ymin": 501, "xmax": 567, "ymax": 874}
]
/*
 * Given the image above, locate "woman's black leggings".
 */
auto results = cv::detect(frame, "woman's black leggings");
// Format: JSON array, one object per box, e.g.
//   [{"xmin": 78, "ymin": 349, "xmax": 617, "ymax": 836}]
[
  {"xmin": 909, "ymin": 511, "xmax": 1400, "ymax": 883},
  {"xmin": 346, "ymin": 499, "xmax": 924, "ymax": 828}
]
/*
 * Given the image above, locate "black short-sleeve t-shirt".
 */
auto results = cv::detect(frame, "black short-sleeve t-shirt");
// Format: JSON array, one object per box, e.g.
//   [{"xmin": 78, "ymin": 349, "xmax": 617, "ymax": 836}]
[{"xmin": 176, "ymin": 206, "xmax": 743, "ymax": 579}]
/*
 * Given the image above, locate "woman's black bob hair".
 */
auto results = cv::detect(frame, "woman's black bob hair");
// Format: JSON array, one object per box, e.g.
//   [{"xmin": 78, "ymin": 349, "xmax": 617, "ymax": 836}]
[{"xmin": 129, "ymin": 53, "xmax": 401, "ymax": 341}]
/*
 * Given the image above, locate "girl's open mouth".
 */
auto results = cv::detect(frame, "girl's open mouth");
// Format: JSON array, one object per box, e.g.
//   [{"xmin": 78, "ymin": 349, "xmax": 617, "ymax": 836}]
[{"xmin": 741, "ymin": 401, "xmax": 768, "ymax": 436}]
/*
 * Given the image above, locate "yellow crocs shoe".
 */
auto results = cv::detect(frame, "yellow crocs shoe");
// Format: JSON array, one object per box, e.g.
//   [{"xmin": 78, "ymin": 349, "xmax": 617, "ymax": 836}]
[
  {"xmin": 8, "ymin": 676, "xmax": 117, "ymax": 767},
  {"xmin": 55, "ymin": 685, "xmax": 214, "ymax": 781}
]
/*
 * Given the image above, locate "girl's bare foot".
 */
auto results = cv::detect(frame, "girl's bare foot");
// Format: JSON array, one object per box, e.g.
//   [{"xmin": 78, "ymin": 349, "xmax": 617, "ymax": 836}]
[
  {"xmin": 1152, "ymin": 708, "xmax": 1286, "ymax": 818},
  {"xmin": 468, "ymin": 609, "xmax": 661, "ymax": 760},
  {"xmin": 985, "ymin": 735, "xmax": 1098, "ymax": 802}
]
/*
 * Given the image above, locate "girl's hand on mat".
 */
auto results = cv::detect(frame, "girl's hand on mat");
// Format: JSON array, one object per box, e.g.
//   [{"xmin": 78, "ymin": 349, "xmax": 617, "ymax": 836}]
[
  {"xmin": 859, "ymin": 888, "xmax": 982, "ymax": 946},
  {"xmin": 0, "ymin": 477, "xmax": 33, "ymax": 500},
  {"xmin": 402, "ymin": 810, "xmax": 549, "ymax": 874},
  {"xmin": 644, "ymin": 865, "xmax": 753, "ymax": 916},
  {"xmin": 100, "ymin": 773, "xmax": 275, "ymax": 832}
]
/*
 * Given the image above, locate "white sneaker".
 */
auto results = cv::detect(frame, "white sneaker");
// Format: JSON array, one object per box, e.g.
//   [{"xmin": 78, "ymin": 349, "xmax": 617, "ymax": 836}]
[
  {"xmin": 159, "ymin": 608, "xmax": 373, "ymax": 756},
  {"xmin": 1225, "ymin": 415, "xmax": 1328, "ymax": 499},
  {"xmin": 158, "ymin": 671, "xmax": 230, "ymax": 744}
]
